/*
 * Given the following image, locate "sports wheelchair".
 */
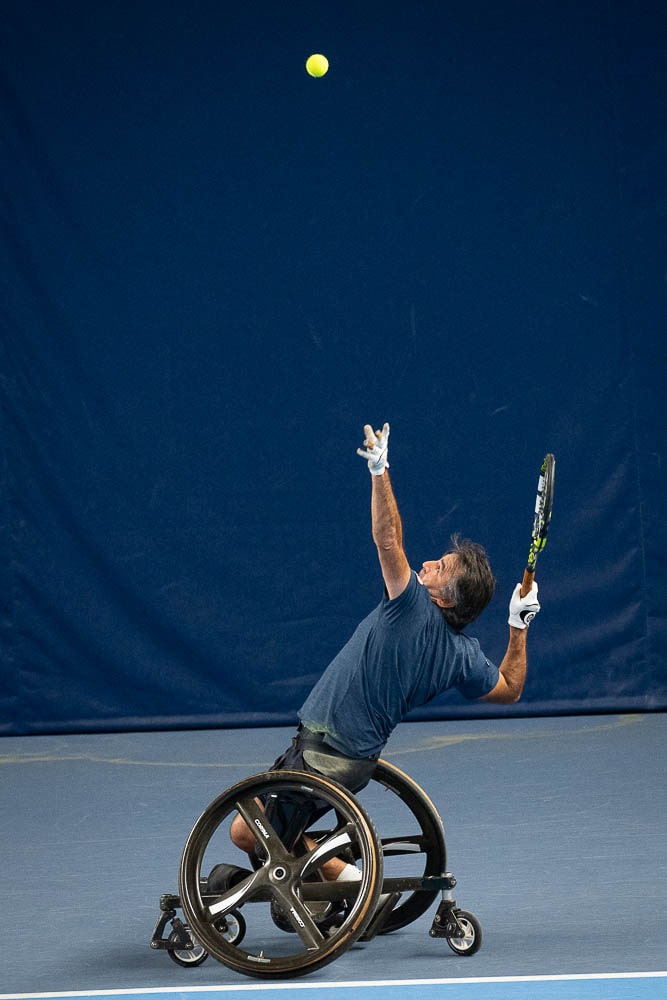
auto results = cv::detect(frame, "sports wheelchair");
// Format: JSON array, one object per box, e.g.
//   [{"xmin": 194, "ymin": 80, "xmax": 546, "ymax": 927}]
[{"xmin": 150, "ymin": 759, "xmax": 481, "ymax": 978}]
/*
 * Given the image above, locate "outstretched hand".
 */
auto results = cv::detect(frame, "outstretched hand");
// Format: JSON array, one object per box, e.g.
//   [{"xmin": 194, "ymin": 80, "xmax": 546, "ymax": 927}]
[{"xmin": 356, "ymin": 423, "xmax": 390, "ymax": 476}]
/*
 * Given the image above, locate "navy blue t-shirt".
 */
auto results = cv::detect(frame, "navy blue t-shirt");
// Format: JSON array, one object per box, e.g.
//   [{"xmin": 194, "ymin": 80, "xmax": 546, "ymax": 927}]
[{"xmin": 299, "ymin": 571, "xmax": 498, "ymax": 758}]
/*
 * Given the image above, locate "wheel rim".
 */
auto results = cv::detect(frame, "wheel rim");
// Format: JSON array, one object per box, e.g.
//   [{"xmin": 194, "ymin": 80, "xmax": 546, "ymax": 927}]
[
  {"xmin": 218, "ymin": 910, "xmax": 245, "ymax": 945},
  {"xmin": 179, "ymin": 770, "xmax": 382, "ymax": 978},
  {"xmin": 447, "ymin": 914, "xmax": 478, "ymax": 953},
  {"xmin": 167, "ymin": 929, "xmax": 207, "ymax": 965},
  {"xmin": 358, "ymin": 760, "xmax": 447, "ymax": 933}
]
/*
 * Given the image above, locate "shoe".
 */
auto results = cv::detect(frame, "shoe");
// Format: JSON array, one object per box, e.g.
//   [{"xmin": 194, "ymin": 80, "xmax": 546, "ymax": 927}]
[{"xmin": 205, "ymin": 863, "xmax": 252, "ymax": 894}]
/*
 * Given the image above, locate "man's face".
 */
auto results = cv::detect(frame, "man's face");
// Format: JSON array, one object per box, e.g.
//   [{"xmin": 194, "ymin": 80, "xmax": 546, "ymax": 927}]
[{"xmin": 418, "ymin": 552, "xmax": 459, "ymax": 608}]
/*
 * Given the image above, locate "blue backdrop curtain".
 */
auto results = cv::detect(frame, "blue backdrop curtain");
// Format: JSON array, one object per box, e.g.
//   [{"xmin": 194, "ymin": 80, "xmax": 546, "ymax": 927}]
[{"xmin": 1, "ymin": 0, "xmax": 665, "ymax": 734}]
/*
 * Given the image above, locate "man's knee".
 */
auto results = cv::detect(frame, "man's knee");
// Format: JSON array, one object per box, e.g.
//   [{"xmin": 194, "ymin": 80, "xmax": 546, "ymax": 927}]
[
  {"xmin": 230, "ymin": 796, "xmax": 266, "ymax": 853},
  {"xmin": 230, "ymin": 812, "xmax": 254, "ymax": 852}
]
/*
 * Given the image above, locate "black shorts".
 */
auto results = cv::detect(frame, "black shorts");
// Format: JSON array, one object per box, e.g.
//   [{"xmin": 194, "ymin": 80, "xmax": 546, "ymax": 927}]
[{"xmin": 262, "ymin": 726, "xmax": 378, "ymax": 852}]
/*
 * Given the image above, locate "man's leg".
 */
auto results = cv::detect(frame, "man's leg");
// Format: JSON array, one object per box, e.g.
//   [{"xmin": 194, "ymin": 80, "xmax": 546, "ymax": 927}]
[
  {"xmin": 229, "ymin": 799, "xmax": 263, "ymax": 856},
  {"xmin": 229, "ymin": 788, "xmax": 352, "ymax": 881}
]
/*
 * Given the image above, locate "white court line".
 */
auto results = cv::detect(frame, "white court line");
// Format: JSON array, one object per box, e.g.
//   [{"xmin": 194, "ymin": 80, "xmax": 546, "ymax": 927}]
[{"xmin": 1, "ymin": 971, "xmax": 666, "ymax": 999}]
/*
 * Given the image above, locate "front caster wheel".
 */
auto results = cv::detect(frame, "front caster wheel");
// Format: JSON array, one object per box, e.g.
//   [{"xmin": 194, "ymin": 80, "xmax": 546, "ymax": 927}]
[
  {"xmin": 167, "ymin": 910, "xmax": 247, "ymax": 968},
  {"xmin": 445, "ymin": 909, "xmax": 482, "ymax": 956},
  {"xmin": 167, "ymin": 929, "xmax": 208, "ymax": 967}
]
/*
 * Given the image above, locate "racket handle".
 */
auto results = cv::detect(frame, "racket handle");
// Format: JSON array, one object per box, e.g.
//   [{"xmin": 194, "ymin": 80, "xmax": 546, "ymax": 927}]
[{"xmin": 520, "ymin": 569, "xmax": 535, "ymax": 599}]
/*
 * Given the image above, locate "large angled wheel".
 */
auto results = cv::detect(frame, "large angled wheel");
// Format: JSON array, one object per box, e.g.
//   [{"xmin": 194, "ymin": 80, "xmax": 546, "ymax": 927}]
[
  {"xmin": 179, "ymin": 770, "xmax": 383, "ymax": 979},
  {"xmin": 359, "ymin": 760, "xmax": 447, "ymax": 934}
]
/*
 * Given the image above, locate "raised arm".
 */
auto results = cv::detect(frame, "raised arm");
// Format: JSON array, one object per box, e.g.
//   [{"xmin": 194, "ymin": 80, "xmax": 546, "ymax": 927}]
[
  {"xmin": 483, "ymin": 582, "xmax": 540, "ymax": 703},
  {"xmin": 357, "ymin": 423, "xmax": 411, "ymax": 599}
]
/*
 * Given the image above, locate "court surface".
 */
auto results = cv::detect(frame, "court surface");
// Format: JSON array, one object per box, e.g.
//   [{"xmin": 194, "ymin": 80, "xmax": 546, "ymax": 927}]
[{"xmin": 2, "ymin": 713, "xmax": 665, "ymax": 999}]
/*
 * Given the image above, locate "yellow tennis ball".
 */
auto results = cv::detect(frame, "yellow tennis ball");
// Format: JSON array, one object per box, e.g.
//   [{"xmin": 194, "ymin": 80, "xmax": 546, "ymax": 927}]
[{"xmin": 306, "ymin": 54, "xmax": 329, "ymax": 78}]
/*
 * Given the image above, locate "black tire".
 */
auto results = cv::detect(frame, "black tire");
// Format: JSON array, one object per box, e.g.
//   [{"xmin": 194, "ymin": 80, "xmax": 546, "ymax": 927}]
[
  {"xmin": 361, "ymin": 760, "xmax": 447, "ymax": 934},
  {"xmin": 166, "ymin": 911, "xmax": 246, "ymax": 967},
  {"xmin": 167, "ymin": 929, "xmax": 208, "ymax": 968},
  {"xmin": 445, "ymin": 909, "xmax": 482, "ymax": 956},
  {"xmin": 216, "ymin": 909, "xmax": 247, "ymax": 946},
  {"xmin": 179, "ymin": 770, "xmax": 383, "ymax": 979}
]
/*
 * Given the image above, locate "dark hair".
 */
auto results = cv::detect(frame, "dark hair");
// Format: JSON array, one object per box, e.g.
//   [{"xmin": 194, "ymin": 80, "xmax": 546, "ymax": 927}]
[{"xmin": 439, "ymin": 534, "xmax": 496, "ymax": 632}]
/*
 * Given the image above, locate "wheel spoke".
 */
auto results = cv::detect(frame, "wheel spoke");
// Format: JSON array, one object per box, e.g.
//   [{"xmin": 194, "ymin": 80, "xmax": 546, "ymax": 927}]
[
  {"xmin": 179, "ymin": 770, "xmax": 383, "ymax": 977},
  {"xmin": 298, "ymin": 824, "xmax": 357, "ymax": 879},
  {"xmin": 381, "ymin": 835, "xmax": 426, "ymax": 855},
  {"xmin": 207, "ymin": 869, "xmax": 263, "ymax": 918},
  {"xmin": 271, "ymin": 884, "xmax": 325, "ymax": 950},
  {"xmin": 234, "ymin": 795, "xmax": 290, "ymax": 862}
]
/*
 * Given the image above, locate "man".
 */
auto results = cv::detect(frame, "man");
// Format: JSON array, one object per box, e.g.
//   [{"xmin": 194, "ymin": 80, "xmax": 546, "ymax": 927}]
[{"xmin": 229, "ymin": 422, "xmax": 540, "ymax": 880}]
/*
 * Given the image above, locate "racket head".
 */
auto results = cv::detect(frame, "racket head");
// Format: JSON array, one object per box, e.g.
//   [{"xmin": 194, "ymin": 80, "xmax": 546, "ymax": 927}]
[{"xmin": 526, "ymin": 453, "xmax": 555, "ymax": 573}]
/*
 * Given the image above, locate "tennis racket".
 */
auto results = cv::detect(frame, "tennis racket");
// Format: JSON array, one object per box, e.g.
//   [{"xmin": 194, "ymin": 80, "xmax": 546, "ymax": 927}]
[{"xmin": 520, "ymin": 453, "xmax": 555, "ymax": 597}]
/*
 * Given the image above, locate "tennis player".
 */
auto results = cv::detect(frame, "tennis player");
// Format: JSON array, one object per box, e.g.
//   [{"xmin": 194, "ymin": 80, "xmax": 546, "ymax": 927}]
[{"xmin": 229, "ymin": 423, "xmax": 540, "ymax": 883}]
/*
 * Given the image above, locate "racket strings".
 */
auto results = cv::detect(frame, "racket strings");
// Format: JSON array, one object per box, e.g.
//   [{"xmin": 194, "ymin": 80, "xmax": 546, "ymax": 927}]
[{"xmin": 526, "ymin": 454, "xmax": 555, "ymax": 572}]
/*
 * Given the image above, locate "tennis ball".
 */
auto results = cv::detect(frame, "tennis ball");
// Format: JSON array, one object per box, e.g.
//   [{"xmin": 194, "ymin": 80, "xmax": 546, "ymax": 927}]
[{"xmin": 306, "ymin": 54, "xmax": 329, "ymax": 78}]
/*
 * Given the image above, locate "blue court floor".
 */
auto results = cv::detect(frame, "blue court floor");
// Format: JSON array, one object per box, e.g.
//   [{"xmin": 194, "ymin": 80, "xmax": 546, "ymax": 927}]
[{"xmin": 1, "ymin": 713, "xmax": 665, "ymax": 998}]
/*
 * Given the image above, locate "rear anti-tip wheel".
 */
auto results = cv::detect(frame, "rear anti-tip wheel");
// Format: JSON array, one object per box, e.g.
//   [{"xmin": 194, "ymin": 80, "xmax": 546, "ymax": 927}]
[{"xmin": 445, "ymin": 909, "xmax": 482, "ymax": 956}]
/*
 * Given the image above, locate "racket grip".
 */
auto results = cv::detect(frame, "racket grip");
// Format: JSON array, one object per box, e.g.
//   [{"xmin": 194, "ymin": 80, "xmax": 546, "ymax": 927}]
[{"xmin": 520, "ymin": 570, "xmax": 535, "ymax": 599}]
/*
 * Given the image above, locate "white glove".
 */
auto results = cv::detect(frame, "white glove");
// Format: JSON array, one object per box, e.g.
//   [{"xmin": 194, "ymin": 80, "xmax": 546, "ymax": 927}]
[
  {"xmin": 356, "ymin": 423, "xmax": 390, "ymax": 476},
  {"xmin": 508, "ymin": 582, "xmax": 540, "ymax": 629}
]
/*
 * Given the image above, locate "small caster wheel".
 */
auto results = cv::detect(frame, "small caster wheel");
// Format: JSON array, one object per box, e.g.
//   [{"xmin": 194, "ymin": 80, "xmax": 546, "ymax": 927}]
[
  {"xmin": 167, "ymin": 928, "xmax": 209, "ymax": 967},
  {"xmin": 167, "ymin": 909, "xmax": 247, "ymax": 967},
  {"xmin": 216, "ymin": 908, "xmax": 246, "ymax": 946},
  {"xmin": 445, "ymin": 909, "xmax": 482, "ymax": 956}
]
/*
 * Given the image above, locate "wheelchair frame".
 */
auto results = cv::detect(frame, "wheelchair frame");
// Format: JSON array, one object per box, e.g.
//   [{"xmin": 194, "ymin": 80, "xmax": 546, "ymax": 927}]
[{"xmin": 150, "ymin": 759, "xmax": 482, "ymax": 978}]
